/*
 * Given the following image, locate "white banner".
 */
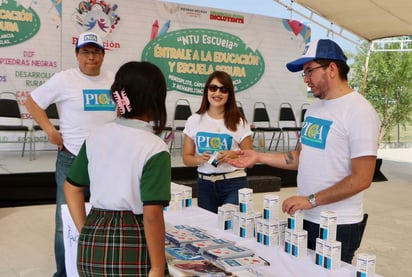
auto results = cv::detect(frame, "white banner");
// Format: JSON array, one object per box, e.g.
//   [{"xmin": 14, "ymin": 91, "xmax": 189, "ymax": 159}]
[{"xmin": 1, "ymin": 0, "xmax": 310, "ymax": 151}]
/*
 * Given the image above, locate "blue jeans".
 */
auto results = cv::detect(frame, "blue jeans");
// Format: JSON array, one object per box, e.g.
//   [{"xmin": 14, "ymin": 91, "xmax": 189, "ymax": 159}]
[
  {"xmin": 197, "ymin": 176, "xmax": 249, "ymax": 213},
  {"xmin": 303, "ymin": 214, "xmax": 368, "ymax": 264},
  {"xmin": 54, "ymin": 149, "xmax": 75, "ymax": 277}
]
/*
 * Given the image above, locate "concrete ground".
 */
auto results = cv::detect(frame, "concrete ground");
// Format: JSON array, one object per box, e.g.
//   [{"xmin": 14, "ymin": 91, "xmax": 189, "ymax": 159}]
[{"xmin": 0, "ymin": 148, "xmax": 410, "ymax": 276}]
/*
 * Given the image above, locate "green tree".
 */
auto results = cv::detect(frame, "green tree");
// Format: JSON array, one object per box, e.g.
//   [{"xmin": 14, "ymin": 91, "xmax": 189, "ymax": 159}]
[{"xmin": 349, "ymin": 40, "xmax": 412, "ymax": 142}]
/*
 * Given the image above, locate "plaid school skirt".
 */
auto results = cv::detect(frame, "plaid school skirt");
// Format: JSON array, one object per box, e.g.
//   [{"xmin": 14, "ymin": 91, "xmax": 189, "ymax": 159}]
[{"xmin": 77, "ymin": 208, "xmax": 150, "ymax": 276}]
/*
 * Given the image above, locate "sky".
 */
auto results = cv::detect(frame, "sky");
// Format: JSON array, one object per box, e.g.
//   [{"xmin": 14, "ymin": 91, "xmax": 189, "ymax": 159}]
[{"xmin": 165, "ymin": 0, "xmax": 362, "ymax": 54}]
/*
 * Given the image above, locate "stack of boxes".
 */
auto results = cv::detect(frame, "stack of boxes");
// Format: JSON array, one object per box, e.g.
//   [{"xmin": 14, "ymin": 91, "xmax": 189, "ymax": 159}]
[
  {"xmin": 219, "ymin": 189, "xmax": 287, "ymax": 243},
  {"xmin": 217, "ymin": 190, "xmax": 288, "ymax": 247},
  {"xmin": 164, "ymin": 182, "xmax": 193, "ymax": 211},
  {"xmin": 237, "ymin": 188, "xmax": 256, "ymax": 239},
  {"xmin": 259, "ymin": 194, "xmax": 287, "ymax": 248},
  {"xmin": 215, "ymin": 190, "xmax": 378, "ymax": 274},
  {"xmin": 284, "ymin": 210, "xmax": 308, "ymax": 258},
  {"xmin": 315, "ymin": 211, "xmax": 341, "ymax": 270}
]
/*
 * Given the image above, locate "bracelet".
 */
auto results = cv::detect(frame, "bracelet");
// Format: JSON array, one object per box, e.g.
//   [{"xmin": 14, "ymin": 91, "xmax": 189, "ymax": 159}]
[{"xmin": 308, "ymin": 194, "xmax": 317, "ymax": 207}]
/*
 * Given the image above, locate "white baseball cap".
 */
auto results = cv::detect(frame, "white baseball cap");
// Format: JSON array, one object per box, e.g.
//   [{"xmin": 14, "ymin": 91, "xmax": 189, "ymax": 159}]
[{"xmin": 76, "ymin": 32, "xmax": 104, "ymax": 50}]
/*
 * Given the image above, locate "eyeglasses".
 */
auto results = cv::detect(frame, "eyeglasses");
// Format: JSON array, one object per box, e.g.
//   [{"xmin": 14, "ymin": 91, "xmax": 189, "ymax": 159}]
[
  {"xmin": 301, "ymin": 64, "xmax": 329, "ymax": 78},
  {"xmin": 208, "ymin": 84, "xmax": 229, "ymax": 93},
  {"xmin": 78, "ymin": 49, "xmax": 103, "ymax": 57}
]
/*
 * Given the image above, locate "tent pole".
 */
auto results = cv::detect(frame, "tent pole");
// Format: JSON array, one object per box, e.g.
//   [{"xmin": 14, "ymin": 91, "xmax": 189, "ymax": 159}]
[{"xmin": 360, "ymin": 41, "xmax": 373, "ymax": 95}]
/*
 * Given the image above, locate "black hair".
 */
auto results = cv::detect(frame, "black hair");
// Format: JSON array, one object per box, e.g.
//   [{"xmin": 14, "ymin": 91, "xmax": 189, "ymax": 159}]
[
  {"xmin": 110, "ymin": 61, "xmax": 167, "ymax": 134},
  {"xmin": 315, "ymin": 59, "xmax": 350, "ymax": 81}
]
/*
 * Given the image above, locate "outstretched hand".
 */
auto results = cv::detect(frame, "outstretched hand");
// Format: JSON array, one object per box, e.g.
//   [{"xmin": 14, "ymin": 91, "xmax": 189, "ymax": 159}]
[{"xmin": 227, "ymin": 149, "xmax": 259, "ymax": 168}]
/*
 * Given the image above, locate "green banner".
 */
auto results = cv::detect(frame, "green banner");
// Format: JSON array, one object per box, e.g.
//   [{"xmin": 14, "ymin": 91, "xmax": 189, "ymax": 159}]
[
  {"xmin": 142, "ymin": 28, "xmax": 265, "ymax": 95},
  {"xmin": 0, "ymin": 0, "xmax": 41, "ymax": 47}
]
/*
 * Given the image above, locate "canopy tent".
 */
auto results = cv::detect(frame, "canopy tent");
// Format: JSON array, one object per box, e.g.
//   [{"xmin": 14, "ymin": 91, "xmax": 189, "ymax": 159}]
[
  {"xmin": 274, "ymin": 0, "xmax": 412, "ymax": 93},
  {"xmin": 274, "ymin": 0, "xmax": 412, "ymax": 45}
]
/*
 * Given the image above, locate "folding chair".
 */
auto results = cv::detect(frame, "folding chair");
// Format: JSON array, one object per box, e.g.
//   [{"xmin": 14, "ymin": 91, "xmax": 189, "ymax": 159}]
[
  {"xmin": 251, "ymin": 102, "xmax": 281, "ymax": 152},
  {"xmin": 236, "ymin": 101, "xmax": 246, "ymax": 118},
  {"xmin": 169, "ymin": 99, "xmax": 192, "ymax": 152},
  {"xmin": 275, "ymin": 102, "xmax": 301, "ymax": 151},
  {"xmin": 30, "ymin": 103, "xmax": 60, "ymax": 160},
  {"xmin": 0, "ymin": 92, "xmax": 30, "ymax": 157},
  {"xmin": 300, "ymin": 103, "xmax": 310, "ymax": 127}
]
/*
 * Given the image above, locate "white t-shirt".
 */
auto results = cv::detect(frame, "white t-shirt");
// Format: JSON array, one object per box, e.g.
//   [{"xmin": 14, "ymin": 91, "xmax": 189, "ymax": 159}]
[
  {"xmin": 298, "ymin": 91, "xmax": 380, "ymax": 224},
  {"xmin": 68, "ymin": 118, "xmax": 171, "ymax": 215},
  {"xmin": 30, "ymin": 67, "xmax": 117, "ymax": 155},
  {"xmin": 183, "ymin": 112, "xmax": 253, "ymax": 174}
]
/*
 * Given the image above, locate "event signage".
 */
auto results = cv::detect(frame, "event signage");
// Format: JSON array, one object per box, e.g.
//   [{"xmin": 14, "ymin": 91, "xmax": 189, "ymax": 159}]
[
  {"xmin": 0, "ymin": 0, "xmax": 40, "ymax": 47},
  {"xmin": 1, "ymin": 0, "xmax": 310, "ymax": 151},
  {"xmin": 142, "ymin": 28, "xmax": 265, "ymax": 95}
]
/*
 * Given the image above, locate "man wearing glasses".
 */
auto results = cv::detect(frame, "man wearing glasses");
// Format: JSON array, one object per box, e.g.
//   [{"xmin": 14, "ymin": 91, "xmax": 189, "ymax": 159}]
[
  {"xmin": 25, "ymin": 32, "xmax": 116, "ymax": 277},
  {"xmin": 229, "ymin": 39, "xmax": 380, "ymax": 264}
]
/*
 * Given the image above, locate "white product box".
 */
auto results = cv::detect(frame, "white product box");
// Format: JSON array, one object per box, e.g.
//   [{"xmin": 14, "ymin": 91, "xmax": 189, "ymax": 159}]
[
  {"xmin": 255, "ymin": 218, "xmax": 264, "ymax": 244},
  {"xmin": 165, "ymin": 189, "xmax": 184, "ymax": 211},
  {"xmin": 217, "ymin": 205, "xmax": 236, "ymax": 230},
  {"xmin": 232, "ymin": 212, "xmax": 240, "ymax": 236},
  {"xmin": 288, "ymin": 210, "xmax": 304, "ymax": 231},
  {"xmin": 319, "ymin": 211, "xmax": 337, "ymax": 241},
  {"xmin": 222, "ymin": 203, "xmax": 239, "ymax": 212},
  {"xmin": 207, "ymin": 151, "xmax": 220, "ymax": 167},
  {"xmin": 315, "ymin": 238, "xmax": 325, "ymax": 267},
  {"xmin": 254, "ymin": 211, "xmax": 263, "ymax": 221},
  {"xmin": 182, "ymin": 185, "xmax": 193, "ymax": 207},
  {"xmin": 254, "ymin": 212, "xmax": 263, "ymax": 239},
  {"xmin": 284, "ymin": 228, "xmax": 292, "ymax": 254},
  {"xmin": 356, "ymin": 253, "xmax": 376, "ymax": 277},
  {"xmin": 278, "ymin": 220, "xmax": 287, "ymax": 246},
  {"xmin": 239, "ymin": 212, "xmax": 255, "ymax": 238},
  {"xmin": 263, "ymin": 194, "xmax": 279, "ymax": 221},
  {"xmin": 263, "ymin": 220, "xmax": 280, "ymax": 247},
  {"xmin": 323, "ymin": 240, "xmax": 341, "ymax": 270},
  {"xmin": 291, "ymin": 229, "xmax": 308, "ymax": 257},
  {"xmin": 238, "ymin": 188, "xmax": 254, "ymax": 213}
]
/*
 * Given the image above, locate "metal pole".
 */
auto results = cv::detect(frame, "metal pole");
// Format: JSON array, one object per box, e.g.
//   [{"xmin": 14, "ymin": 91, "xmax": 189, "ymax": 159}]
[{"xmin": 361, "ymin": 41, "xmax": 373, "ymax": 95}]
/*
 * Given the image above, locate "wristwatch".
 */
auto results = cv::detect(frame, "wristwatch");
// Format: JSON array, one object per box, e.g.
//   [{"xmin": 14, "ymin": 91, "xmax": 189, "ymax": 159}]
[{"xmin": 308, "ymin": 194, "xmax": 318, "ymax": 207}]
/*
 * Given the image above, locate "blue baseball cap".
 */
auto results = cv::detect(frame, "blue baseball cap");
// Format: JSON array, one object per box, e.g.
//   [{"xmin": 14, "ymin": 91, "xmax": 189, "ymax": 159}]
[{"xmin": 286, "ymin": 39, "xmax": 347, "ymax": 72}]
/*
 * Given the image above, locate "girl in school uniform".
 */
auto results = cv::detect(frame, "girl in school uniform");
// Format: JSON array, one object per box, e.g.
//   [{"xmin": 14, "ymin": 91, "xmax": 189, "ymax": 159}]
[{"xmin": 64, "ymin": 61, "xmax": 171, "ymax": 277}]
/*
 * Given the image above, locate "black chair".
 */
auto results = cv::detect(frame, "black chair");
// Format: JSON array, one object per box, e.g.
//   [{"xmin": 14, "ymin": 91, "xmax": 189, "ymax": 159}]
[
  {"xmin": 236, "ymin": 101, "xmax": 246, "ymax": 118},
  {"xmin": 170, "ymin": 99, "xmax": 192, "ymax": 152},
  {"xmin": 30, "ymin": 103, "xmax": 60, "ymax": 160},
  {"xmin": 0, "ymin": 92, "xmax": 30, "ymax": 157},
  {"xmin": 300, "ymin": 103, "xmax": 309, "ymax": 127},
  {"xmin": 251, "ymin": 102, "xmax": 281, "ymax": 152},
  {"xmin": 275, "ymin": 102, "xmax": 301, "ymax": 151},
  {"xmin": 293, "ymin": 103, "xmax": 309, "ymax": 149}
]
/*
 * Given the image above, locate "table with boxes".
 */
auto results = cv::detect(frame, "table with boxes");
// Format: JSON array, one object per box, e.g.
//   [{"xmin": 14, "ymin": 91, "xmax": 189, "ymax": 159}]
[
  {"xmin": 164, "ymin": 186, "xmax": 380, "ymax": 277},
  {"xmin": 62, "ymin": 184, "xmax": 379, "ymax": 277}
]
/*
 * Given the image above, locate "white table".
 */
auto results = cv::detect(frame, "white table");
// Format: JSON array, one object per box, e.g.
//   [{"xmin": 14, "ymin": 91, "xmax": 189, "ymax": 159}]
[
  {"xmin": 62, "ymin": 204, "xmax": 381, "ymax": 277},
  {"xmin": 164, "ymin": 206, "xmax": 381, "ymax": 277}
]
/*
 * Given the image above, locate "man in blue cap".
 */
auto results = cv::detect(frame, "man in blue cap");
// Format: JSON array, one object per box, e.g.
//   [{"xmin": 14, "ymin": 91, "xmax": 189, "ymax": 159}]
[
  {"xmin": 25, "ymin": 32, "xmax": 116, "ymax": 276},
  {"xmin": 229, "ymin": 39, "xmax": 380, "ymax": 263}
]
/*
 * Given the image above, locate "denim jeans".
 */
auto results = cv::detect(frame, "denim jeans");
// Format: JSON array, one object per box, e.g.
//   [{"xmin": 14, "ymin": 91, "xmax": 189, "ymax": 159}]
[
  {"xmin": 53, "ymin": 149, "xmax": 75, "ymax": 277},
  {"xmin": 303, "ymin": 213, "xmax": 368, "ymax": 264},
  {"xmin": 197, "ymin": 176, "xmax": 248, "ymax": 213}
]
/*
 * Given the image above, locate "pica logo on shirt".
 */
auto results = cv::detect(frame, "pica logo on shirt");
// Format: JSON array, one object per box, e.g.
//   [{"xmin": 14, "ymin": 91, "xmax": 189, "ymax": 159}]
[
  {"xmin": 83, "ymin": 89, "xmax": 116, "ymax": 111},
  {"xmin": 300, "ymin": 116, "xmax": 332, "ymax": 149},
  {"xmin": 196, "ymin": 132, "xmax": 233, "ymax": 153}
]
